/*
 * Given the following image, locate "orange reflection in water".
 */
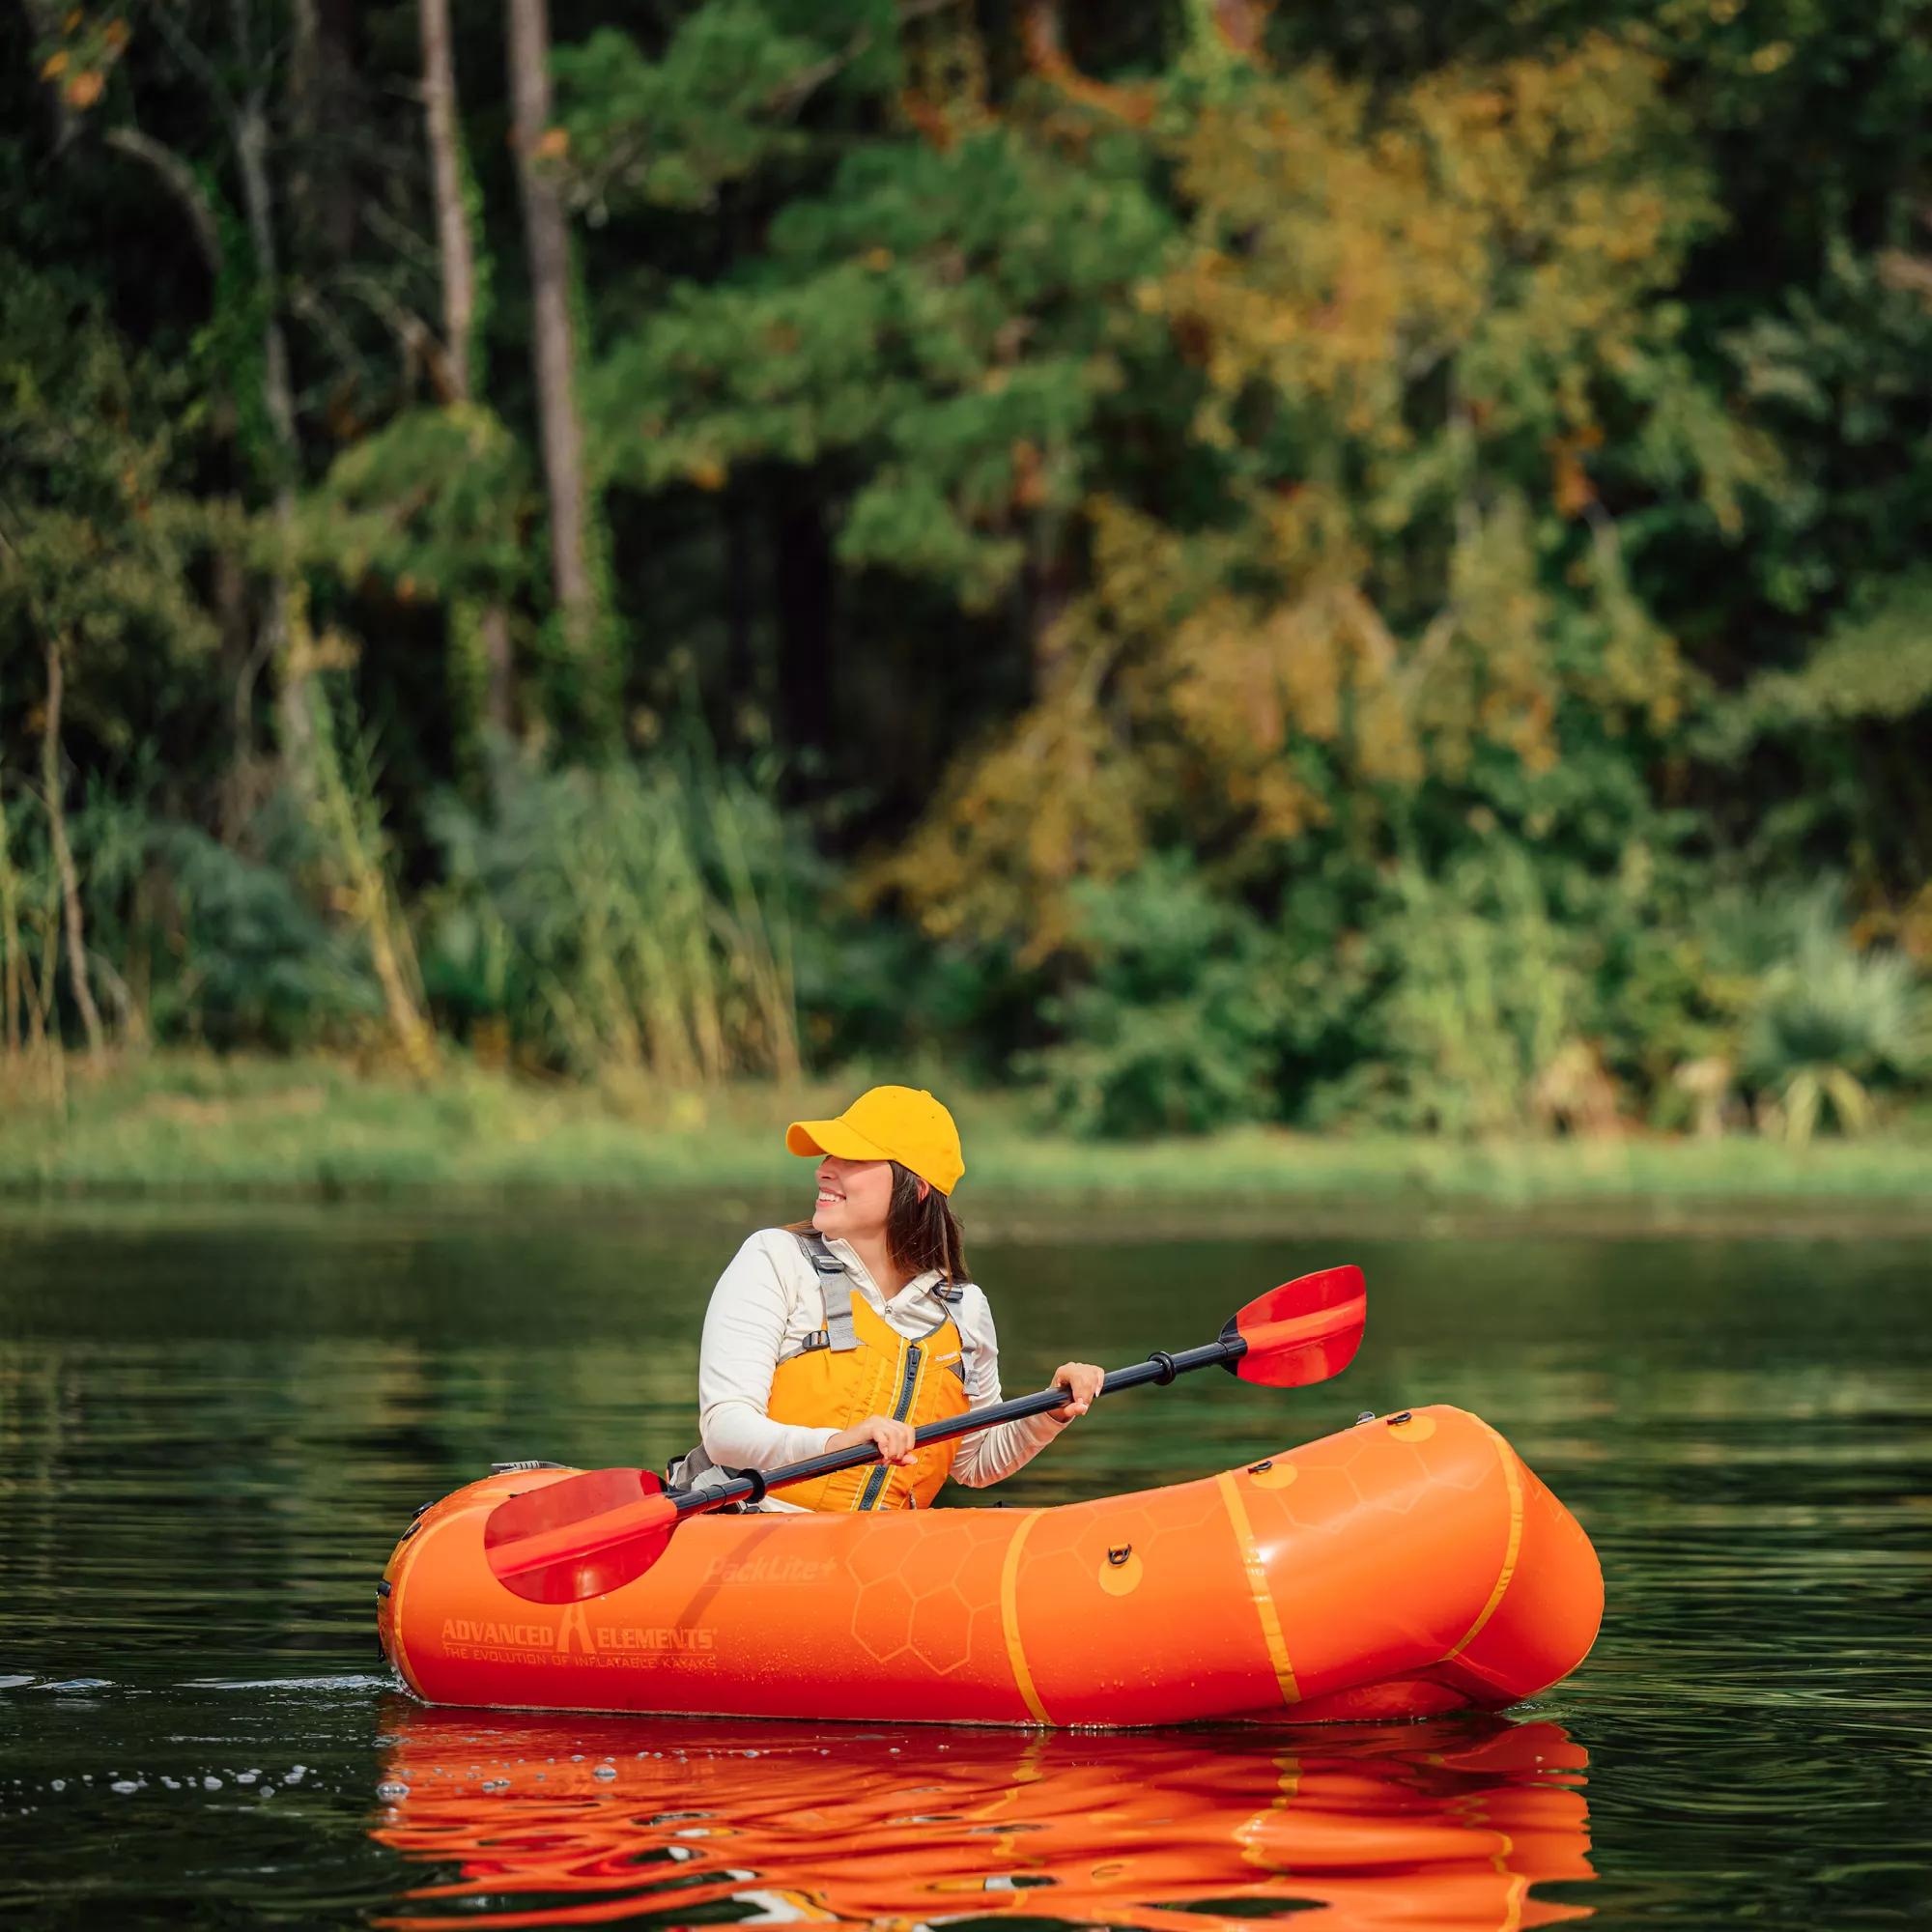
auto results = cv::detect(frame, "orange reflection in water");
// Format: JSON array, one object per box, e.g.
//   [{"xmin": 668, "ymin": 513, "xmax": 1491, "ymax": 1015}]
[{"xmin": 373, "ymin": 1704, "xmax": 1592, "ymax": 1932}]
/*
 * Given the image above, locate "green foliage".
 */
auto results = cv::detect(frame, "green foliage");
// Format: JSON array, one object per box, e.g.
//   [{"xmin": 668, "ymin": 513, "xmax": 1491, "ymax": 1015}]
[
  {"xmin": 556, "ymin": 1, "xmax": 900, "ymax": 217},
  {"xmin": 306, "ymin": 405, "xmax": 531, "ymax": 605},
  {"xmin": 589, "ymin": 124, "xmax": 1173, "ymax": 605},
  {"xmin": 1739, "ymin": 892, "xmax": 1929, "ymax": 1142},
  {"xmin": 1723, "ymin": 244, "xmax": 1932, "ymax": 618},
  {"xmin": 1, "ymin": 774, "xmax": 384, "ymax": 1054},
  {"xmin": 874, "ymin": 34, "xmax": 1779, "ymax": 953},
  {"xmin": 1021, "ymin": 859, "xmax": 1288, "ymax": 1138},
  {"xmin": 426, "ymin": 746, "xmax": 803, "ymax": 1083},
  {"xmin": 153, "ymin": 817, "xmax": 385, "ymax": 1050},
  {"xmin": 2, "ymin": 1, "xmax": 1929, "ymax": 1141},
  {"xmin": 1302, "ymin": 844, "xmax": 1598, "ymax": 1139},
  {"xmin": 0, "ymin": 259, "xmax": 220, "ymax": 697},
  {"xmin": 1719, "ymin": 574, "xmax": 1932, "ymax": 744},
  {"xmin": 787, "ymin": 919, "xmax": 1034, "ymax": 1085}
]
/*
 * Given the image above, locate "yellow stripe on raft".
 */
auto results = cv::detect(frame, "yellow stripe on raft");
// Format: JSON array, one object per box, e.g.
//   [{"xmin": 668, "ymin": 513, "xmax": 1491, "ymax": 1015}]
[
  {"xmin": 999, "ymin": 1511, "xmax": 1052, "ymax": 1724},
  {"xmin": 1215, "ymin": 1471, "xmax": 1299, "ymax": 1706},
  {"xmin": 1447, "ymin": 1416, "xmax": 1525, "ymax": 1662}
]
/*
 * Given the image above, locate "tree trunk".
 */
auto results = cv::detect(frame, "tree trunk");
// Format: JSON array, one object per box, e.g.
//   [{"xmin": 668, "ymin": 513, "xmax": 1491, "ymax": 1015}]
[
  {"xmin": 234, "ymin": 58, "xmax": 438, "ymax": 1077},
  {"xmin": 286, "ymin": 0, "xmax": 359, "ymax": 261},
  {"xmin": 0, "ymin": 787, "xmax": 23, "ymax": 1057},
  {"xmin": 420, "ymin": 0, "xmax": 476, "ymax": 400},
  {"xmin": 103, "ymin": 128, "xmax": 224, "ymax": 271},
  {"xmin": 1025, "ymin": 518, "xmax": 1078, "ymax": 700},
  {"xmin": 507, "ymin": 0, "xmax": 608, "ymax": 733},
  {"xmin": 213, "ymin": 543, "xmax": 270, "ymax": 840},
  {"xmin": 423, "ymin": 0, "xmax": 515, "ymax": 737},
  {"xmin": 42, "ymin": 637, "xmax": 105, "ymax": 1058},
  {"xmin": 477, "ymin": 603, "xmax": 514, "ymax": 738},
  {"xmin": 232, "ymin": 84, "xmax": 316, "ymax": 805}
]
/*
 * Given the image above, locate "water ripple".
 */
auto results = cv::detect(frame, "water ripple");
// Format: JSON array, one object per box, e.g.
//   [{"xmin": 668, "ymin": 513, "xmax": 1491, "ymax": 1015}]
[{"xmin": 1, "ymin": 1214, "xmax": 1927, "ymax": 1929}]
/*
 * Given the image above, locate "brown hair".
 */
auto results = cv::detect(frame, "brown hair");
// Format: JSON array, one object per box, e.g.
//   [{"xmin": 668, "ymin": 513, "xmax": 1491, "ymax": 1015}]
[
  {"xmin": 884, "ymin": 1160, "xmax": 969, "ymax": 1284},
  {"xmin": 786, "ymin": 1161, "xmax": 969, "ymax": 1285}
]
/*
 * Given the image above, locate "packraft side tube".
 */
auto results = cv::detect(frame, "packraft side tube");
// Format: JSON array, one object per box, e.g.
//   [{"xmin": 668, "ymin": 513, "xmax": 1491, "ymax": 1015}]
[{"xmin": 380, "ymin": 1405, "xmax": 1603, "ymax": 1726}]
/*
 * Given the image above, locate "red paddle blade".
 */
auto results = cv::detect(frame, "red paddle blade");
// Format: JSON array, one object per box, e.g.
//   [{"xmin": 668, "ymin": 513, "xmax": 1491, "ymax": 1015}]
[
  {"xmin": 484, "ymin": 1468, "xmax": 676, "ymax": 1605},
  {"xmin": 1224, "ymin": 1265, "xmax": 1366, "ymax": 1387}
]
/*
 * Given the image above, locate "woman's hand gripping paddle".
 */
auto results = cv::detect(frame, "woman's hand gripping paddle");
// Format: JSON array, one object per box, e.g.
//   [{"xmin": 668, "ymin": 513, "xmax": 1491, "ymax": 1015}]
[{"xmin": 484, "ymin": 1264, "xmax": 1366, "ymax": 1605}]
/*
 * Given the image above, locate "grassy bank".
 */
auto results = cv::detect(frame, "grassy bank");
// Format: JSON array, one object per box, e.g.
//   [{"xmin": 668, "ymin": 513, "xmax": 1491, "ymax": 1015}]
[{"xmin": 2, "ymin": 1053, "xmax": 1929, "ymax": 1237}]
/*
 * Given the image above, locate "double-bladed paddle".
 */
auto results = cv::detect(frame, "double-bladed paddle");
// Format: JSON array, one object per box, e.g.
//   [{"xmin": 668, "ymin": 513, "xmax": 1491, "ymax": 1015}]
[{"xmin": 484, "ymin": 1264, "xmax": 1366, "ymax": 1605}]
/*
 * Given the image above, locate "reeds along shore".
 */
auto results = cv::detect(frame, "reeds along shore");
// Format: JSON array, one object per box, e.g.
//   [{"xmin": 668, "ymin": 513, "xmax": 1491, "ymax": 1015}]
[{"xmin": 2, "ymin": 1054, "xmax": 1928, "ymax": 1232}]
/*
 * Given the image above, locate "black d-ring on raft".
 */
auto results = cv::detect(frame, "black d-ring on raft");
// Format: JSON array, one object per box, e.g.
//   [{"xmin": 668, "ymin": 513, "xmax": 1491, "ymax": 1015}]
[{"xmin": 1107, "ymin": 1544, "xmax": 1133, "ymax": 1567}]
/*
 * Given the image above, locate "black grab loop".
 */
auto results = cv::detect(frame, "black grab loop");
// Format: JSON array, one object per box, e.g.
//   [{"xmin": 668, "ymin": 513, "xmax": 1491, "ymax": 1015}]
[{"xmin": 1149, "ymin": 1350, "xmax": 1179, "ymax": 1386}]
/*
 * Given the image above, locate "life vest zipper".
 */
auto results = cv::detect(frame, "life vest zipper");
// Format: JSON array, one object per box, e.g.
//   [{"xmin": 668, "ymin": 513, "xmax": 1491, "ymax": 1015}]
[{"xmin": 858, "ymin": 1342, "xmax": 923, "ymax": 1512}]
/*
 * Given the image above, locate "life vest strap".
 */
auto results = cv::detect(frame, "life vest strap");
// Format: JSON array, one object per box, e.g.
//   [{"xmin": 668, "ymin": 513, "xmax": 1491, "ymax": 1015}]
[
  {"xmin": 772, "ymin": 1236, "xmax": 973, "ymax": 1367},
  {"xmin": 792, "ymin": 1232, "xmax": 860, "ymax": 1350},
  {"xmin": 797, "ymin": 1230, "xmax": 849, "ymax": 1277}
]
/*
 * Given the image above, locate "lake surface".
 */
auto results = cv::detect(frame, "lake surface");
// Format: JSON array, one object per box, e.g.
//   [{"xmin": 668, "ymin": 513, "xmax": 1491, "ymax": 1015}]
[{"xmin": 1, "ymin": 1205, "xmax": 1926, "ymax": 1928}]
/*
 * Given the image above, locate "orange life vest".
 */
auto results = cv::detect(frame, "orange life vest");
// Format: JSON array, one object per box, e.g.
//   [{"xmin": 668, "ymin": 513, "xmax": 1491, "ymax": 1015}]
[{"xmin": 764, "ymin": 1232, "xmax": 973, "ymax": 1512}]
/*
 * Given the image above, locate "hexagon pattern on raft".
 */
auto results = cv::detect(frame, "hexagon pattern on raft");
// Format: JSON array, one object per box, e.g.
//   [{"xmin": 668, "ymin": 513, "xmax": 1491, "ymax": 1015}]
[
  {"xmin": 832, "ymin": 1413, "xmax": 1506, "ymax": 1684},
  {"xmin": 844, "ymin": 1510, "xmax": 1014, "ymax": 1671},
  {"xmin": 1023, "ymin": 1476, "xmax": 1230, "ymax": 1583},
  {"xmin": 1247, "ymin": 1418, "xmax": 1496, "ymax": 1542}
]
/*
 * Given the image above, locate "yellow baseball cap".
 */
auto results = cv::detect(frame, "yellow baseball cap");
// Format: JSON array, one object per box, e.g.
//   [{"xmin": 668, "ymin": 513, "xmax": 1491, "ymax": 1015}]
[{"xmin": 785, "ymin": 1085, "xmax": 965, "ymax": 1195}]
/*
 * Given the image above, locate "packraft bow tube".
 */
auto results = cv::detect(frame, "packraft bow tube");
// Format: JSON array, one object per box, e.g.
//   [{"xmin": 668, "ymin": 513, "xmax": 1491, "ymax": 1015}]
[{"xmin": 378, "ymin": 1405, "xmax": 1602, "ymax": 1726}]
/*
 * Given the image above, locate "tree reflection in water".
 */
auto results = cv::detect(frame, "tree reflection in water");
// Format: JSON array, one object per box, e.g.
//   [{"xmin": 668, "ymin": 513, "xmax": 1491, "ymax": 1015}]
[{"xmin": 371, "ymin": 1703, "xmax": 1592, "ymax": 1930}]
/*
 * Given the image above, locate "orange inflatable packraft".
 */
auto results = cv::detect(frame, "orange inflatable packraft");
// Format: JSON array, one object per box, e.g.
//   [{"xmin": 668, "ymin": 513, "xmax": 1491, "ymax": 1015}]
[{"xmin": 378, "ymin": 1405, "xmax": 1602, "ymax": 1725}]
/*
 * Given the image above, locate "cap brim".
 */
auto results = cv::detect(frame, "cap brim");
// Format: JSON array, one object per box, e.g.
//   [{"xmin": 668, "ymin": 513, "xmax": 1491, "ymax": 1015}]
[{"xmin": 785, "ymin": 1118, "xmax": 894, "ymax": 1163}]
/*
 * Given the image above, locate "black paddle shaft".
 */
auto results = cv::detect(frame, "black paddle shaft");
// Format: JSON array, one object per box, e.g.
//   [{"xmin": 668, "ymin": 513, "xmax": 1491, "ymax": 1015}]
[{"xmin": 671, "ymin": 1332, "xmax": 1246, "ymax": 1516}]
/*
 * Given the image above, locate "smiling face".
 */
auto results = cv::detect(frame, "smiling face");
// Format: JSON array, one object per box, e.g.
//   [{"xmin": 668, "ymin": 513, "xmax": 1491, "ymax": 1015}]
[{"xmin": 811, "ymin": 1155, "xmax": 895, "ymax": 1244}]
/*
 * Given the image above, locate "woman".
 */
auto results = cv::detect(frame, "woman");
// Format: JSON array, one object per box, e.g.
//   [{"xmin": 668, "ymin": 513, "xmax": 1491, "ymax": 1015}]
[{"xmin": 671, "ymin": 1085, "xmax": 1104, "ymax": 1512}]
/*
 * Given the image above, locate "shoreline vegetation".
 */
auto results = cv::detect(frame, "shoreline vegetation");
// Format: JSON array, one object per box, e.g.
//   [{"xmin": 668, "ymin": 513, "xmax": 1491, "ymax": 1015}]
[
  {"xmin": 7, "ymin": 9, "xmax": 1930, "ymax": 1178},
  {"xmin": 3, "ymin": 1054, "xmax": 1927, "ymax": 1238}
]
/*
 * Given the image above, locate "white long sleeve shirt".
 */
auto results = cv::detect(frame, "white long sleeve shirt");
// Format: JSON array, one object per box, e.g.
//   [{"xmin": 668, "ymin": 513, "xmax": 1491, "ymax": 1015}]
[{"xmin": 695, "ymin": 1229, "xmax": 1062, "ymax": 1506}]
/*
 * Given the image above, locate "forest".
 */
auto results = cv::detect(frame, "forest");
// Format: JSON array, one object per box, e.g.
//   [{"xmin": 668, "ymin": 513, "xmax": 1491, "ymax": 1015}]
[{"xmin": 3, "ymin": 0, "xmax": 1929, "ymax": 1144}]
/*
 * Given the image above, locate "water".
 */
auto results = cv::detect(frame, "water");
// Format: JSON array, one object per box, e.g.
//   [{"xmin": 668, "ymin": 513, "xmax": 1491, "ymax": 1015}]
[{"xmin": 1, "ymin": 1205, "xmax": 1926, "ymax": 1927}]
